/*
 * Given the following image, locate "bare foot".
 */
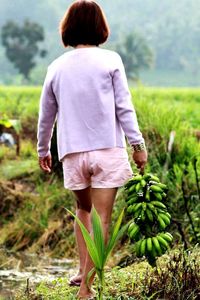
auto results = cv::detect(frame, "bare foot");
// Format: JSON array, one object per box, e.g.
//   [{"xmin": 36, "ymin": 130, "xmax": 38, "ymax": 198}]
[
  {"xmin": 69, "ymin": 272, "xmax": 82, "ymax": 286},
  {"xmin": 77, "ymin": 292, "xmax": 94, "ymax": 299},
  {"xmin": 77, "ymin": 287, "xmax": 95, "ymax": 299}
]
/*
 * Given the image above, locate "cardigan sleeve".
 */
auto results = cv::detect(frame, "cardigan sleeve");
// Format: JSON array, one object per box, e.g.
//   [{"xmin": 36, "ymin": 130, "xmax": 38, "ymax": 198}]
[
  {"xmin": 112, "ymin": 54, "xmax": 144, "ymax": 146},
  {"xmin": 37, "ymin": 68, "xmax": 58, "ymax": 158}
]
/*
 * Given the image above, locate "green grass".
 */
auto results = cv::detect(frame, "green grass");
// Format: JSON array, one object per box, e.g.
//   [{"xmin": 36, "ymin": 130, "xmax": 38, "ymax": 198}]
[
  {"xmin": 15, "ymin": 247, "xmax": 200, "ymax": 299},
  {"xmin": 0, "ymin": 86, "xmax": 199, "ymax": 127},
  {"xmin": 0, "ymin": 159, "xmax": 38, "ymax": 180},
  {"xmin": 0, "ymin": 86, "xmax": 41, "ymax": 119},
  {"xmin": 133, "ymin": 87, "xmax": 200, "ymax": 129}
]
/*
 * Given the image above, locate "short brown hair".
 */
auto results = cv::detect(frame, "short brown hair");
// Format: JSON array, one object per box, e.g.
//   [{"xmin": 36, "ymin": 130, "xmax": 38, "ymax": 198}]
[{"xmin": 60, "ymin": 0, "xmax": 110, "ymax": 47}]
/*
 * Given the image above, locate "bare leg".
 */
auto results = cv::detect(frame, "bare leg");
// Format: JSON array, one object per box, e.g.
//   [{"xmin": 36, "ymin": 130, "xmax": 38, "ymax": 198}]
[
  {"xmin": 71, "ymin": 187, "xmax": 92, "ymax": 285},
  {"xmin": 77, "ymin": 187, "xmax": 118, "ymax": 299}
]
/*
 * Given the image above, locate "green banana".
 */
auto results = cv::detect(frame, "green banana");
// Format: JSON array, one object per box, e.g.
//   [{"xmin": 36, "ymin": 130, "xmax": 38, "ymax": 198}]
[
  {"xmin": 159, "ymin": 232, "xmax": 173, "ymax": 243},
  {"xmin": 132, "ymin": 202, "xmax": 142, "ymax": 213},
  {"xmin": 147, "ymin": 203, "xmax": 158, "ymax": 215},
  {"xmin": 126, "ymin": 205, "xmax": 133, "ymax": 214},
  {"xmin": 163, "ymin": 232, "xmax": 173, "ymax": 242},
  {"xmin": 142, "ymin": 202, "xmax": 147, "ymax": 211},
  {"xmin": 128, "ymin": 222, "xmax": 136, "ymax": 234},
  {"xmin": 157, "ymin": 183, "xmax": 168, "ymax": 190},
  {"xmin": 135, "ymin": 240, "xmax": 142, "ymax": 257},
  {"xmin": 150, "ymin": 243, "xmax": 157, "ymax": 258},
  {"xmin": 134, "ymin": 207, "xmax": 142, "ymax": 219},
  {"xmin": 164, "ymin": 211, "xmax": 171, "ymax": 219},
  {"xmin": 150, "ymin": 185, "xmax": 163, "ymax": 193},
  {"xmin": 145, "ymin": 190, "xmax": 150, "ymax": 201},
  {"xmin": 145, "ymin": 208, "xmax": 154, "ymax": 222},
  {"xmin": 157, "ymin": 215, "xmax": 167, "ymax": 230},
  {"xmin": 126, "ymin": 193, "xmax": 138, "ymax": 200},
  {"xmin": 140, "ymin": 179, "xmax": 146, "ymax": 188},
  {"xmin": 150, "ymin": 181, "xmax": 167, "ymax": 190},
  {"xmin": 135, "ymin": 182, "xmax": 141, "ymax": 192},
  {"xmin": 128, "ymin": 184, "xmax": 136, "ymax": 193},
  {"xmin": 158, "ymin": 213, "xmax": 170, "ymax": 226},
  {"xmin": 156, "ymin": 235, "xmax": 169, "ymax": 250},
  {"xmin": 157, "ymin": 209, "xmax": 171, "ymax": 221},
  {"xmin": 154, "ymin": 192, "xmax": 163, "ymax": 201},
  {"xmin": 147, "ymin": 237, "xmax": 153, "ymax": 252},
  {"xmin": 129, "ymin": 224, "xmax": 140, "ymax": 240},
  {"xmin": 156, "ymin": 207, "xmax": 166, "ymax": 213},
  {"xmin": 141, "ymin": 210, "xmax": 146, "ymax": 222},
  {"xmin": 151, "ymin": 201, "xmax": 167, "ymax": 210},
  {"xmin": 152, "ymin": 237, "xmax": 162, "ymax": 256},
  {"xmin": 127, "ymin": 196, "xmax": 138, "ymax": 205},
  {"xmin": 140, "ymin": 239, "xmax": 146, "ymax": 256},
  {"xmin": 150, "ymin": 175, "xmax": 160, "ymax": 182},
  {"xmin": 131, "ymin": 175, "xmax": 143, "ymax": 182},
  {"xmin": 125, "ymin": 175, "xmax": 142, "ymax": 188},
  {"xmin": 165, "ymin": 232, "xmax": 173, "ymax": 239}
]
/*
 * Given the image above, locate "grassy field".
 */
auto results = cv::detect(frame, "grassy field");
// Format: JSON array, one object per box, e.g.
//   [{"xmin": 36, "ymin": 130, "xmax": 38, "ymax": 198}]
[{"xmin": 0, "ymin": 86, "xmax": 199, "ymax": 299}]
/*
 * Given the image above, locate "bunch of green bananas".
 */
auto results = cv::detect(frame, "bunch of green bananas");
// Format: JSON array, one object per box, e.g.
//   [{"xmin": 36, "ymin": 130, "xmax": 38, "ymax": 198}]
[
  {"xmin": 125, "ymin": 173, "xmax": 173, "ymax": 266},
  {"xmin": 125, "ymin": 173, "xmax": 170, "ymax": 229},
  {"xmin": 135, "ymin": 232, "xmax": 173, "ymax": 259}
]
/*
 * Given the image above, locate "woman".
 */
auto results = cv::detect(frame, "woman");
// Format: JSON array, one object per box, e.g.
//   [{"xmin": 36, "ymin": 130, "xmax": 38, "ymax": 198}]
[{"xmin": 37, "ymin": 1, "xmax": 147, "ymax": 298}]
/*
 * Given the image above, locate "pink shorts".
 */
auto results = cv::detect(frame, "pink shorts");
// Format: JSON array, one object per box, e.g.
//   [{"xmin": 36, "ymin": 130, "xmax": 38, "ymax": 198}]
[{"xmin": 62, "ymin": 147, "xmax": 133, "ymax": 190}]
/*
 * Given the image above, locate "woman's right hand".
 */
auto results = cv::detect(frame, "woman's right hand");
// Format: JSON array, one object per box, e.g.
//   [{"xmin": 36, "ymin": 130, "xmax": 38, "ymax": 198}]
[
  {"xmin": 132, "ymin": 150, "xmax": 148, "ymax": 174},
  {"xmin": 39, "ymin": 154, "xmax": 52, "ymax": 173}
]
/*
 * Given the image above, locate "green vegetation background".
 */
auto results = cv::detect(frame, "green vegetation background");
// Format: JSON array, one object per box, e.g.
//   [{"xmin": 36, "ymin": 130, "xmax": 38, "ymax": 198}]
[{"xmin": 0, "ymin": 86, "xmax": 199, "ymax": 298}]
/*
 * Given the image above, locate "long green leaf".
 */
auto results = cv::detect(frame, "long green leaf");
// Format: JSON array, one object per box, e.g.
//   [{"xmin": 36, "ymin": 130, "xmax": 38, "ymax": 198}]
[
  {"xmin": 106, "ymin": 222, "xmax": 129, "ymax": 261},
  {"xmin": 86, "ymin": 267, "xmax": 96, "ymax": 287},
  {"xmin": 66, "ymin": 208, "xmax": 102, "ymax": 269},
  {"xmin": 104, "ymin": 209, "xmax": 126, "ymax": 262},
  {"xmin": 91, "ymin": 207, "xmax": 105, "ymax": 269}
]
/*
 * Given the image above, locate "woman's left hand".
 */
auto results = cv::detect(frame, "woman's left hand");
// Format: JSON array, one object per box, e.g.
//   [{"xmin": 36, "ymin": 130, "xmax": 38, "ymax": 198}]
[
  {"xmin": 39, "ymin": 154, "xmax": 52, "ymax": 173},
  {"xmin": 132, "ymin": 150, "xmax": 148, "ymax": 174}
]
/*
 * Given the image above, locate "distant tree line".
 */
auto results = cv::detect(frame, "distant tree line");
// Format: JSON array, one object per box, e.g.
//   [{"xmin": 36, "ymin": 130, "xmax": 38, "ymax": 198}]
[
  {"xmin": 1, "ymin": 19, "xmax": 153, "ymax": 81},
  {"xmin": 1, "ymin": 0, "xmax": 200, "ymax": 84}
]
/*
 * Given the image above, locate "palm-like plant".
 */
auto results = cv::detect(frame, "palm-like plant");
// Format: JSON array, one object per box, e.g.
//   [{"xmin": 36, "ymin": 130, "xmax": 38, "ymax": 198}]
[{"xmin": 67, "ymin": 207, "xmax": 128, "ymax": 300}]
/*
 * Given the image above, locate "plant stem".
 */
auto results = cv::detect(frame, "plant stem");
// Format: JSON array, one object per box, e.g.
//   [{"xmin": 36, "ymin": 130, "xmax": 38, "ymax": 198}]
[
  {"xmin": 98, "ymin": 271, "xmax": 105, "ymax": 300},
  {"xmin": 173, "ymin": 219, "xmax": 188, "ymax": 250},
  {"xmin": 193, "ymin": 157, "xmax": 200, "ymax": 201},
  {"xmin": 162, "ymin": 131, "xmax": 176, "ymax": 181},
  {"xmin": 182, "ymin": 174, "xmax": 199, "ymax": 243}
]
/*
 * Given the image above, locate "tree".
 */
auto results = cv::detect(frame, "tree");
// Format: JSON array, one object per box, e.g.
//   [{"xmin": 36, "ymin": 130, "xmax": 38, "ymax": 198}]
[
  {"xmin": 1, "ymin": 20, "xmax": 47, "ymax": 79},
  {"xmin": 117, "ymin": 32, "xmax": 154, "ymax": 80}
]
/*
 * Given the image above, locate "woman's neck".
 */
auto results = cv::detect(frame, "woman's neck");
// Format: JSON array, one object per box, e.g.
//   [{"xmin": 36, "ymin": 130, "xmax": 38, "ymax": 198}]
[{"xmin": 75, "ymin": 44, "xmax": 97, "ymax": 49}]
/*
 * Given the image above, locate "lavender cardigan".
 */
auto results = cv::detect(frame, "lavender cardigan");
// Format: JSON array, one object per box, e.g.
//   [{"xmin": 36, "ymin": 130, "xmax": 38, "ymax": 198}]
[{"xmin": 37, "ymin": 47, "xmax": 144, "ymax": 161}]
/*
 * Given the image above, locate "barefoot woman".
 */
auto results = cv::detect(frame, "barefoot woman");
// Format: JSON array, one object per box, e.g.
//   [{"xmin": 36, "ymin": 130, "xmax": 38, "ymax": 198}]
[{"xmin": 37, "ymin": 1, "xmax": 147, "ymax": 298}]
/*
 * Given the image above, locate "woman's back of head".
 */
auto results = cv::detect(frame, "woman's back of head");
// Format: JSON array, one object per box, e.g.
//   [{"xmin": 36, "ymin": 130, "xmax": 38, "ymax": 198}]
[{"xmin": 60, "ymin": 0, "xmax": 110, "ymax": 47}]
